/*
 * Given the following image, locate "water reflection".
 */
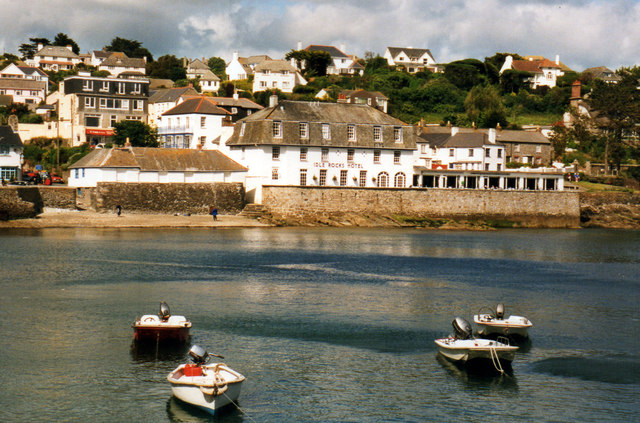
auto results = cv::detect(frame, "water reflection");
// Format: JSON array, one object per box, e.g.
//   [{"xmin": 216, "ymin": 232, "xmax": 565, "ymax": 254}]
[
  {"xmin": 166, "ymin": 397, "xmax": 244, "ymax": 423},
  {"xmin": 436, "ymin": 354, "xmax": 519, "ymax": 390},
  {"xmin": 130, "ymin": 342, "xmax": 190, "ymax": 364}
]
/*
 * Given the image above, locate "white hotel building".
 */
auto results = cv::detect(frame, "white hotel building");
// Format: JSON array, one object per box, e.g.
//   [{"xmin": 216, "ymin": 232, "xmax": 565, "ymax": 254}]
[{"xmin": 225, "ymin": 99, "xmax": 418, "ymax": 203}]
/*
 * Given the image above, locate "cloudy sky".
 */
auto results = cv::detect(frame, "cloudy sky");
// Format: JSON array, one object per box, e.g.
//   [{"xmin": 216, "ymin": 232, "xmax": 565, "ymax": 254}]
[{"xmin": 1, "ymin": 0, "xmax": 638, "ymax": 71}]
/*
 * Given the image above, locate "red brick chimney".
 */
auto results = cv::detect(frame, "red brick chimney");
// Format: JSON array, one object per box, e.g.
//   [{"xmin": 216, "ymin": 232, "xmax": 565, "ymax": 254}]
[{"xmin": 571, "ymin": 80, "xmax": 582, "ymax": 100}]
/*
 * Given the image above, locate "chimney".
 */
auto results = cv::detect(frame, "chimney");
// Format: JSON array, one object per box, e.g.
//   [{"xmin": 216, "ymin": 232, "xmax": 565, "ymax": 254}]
[
  {"xmin": 233, "ymin": 93, "xmax": 239, "ymax": 100},
  {"xmin": 297, "ymin": 40, "xmax": 302, "ymax": 51},
  {"xmin": 340, "ymin": 43, "xmax": 345, "ymax": 53},
  {"xmin": 66, "ymin": 45, "xmax": 73, "ymax": 51},
  {"xmin": 555, "ymin": 55, "xmax": 560, "ymax": 65},
  {"xmin": 451, "ymin": 126, "xmax": 459, "ymax": 136},
  {"xmin": 571, "ymin": 80, "xmax": 582, "ymax": 99},
  {"xmin": 37, "ymin": 43, "xmax": 44, "ymax": 51},
  {"xmin": 269, "ymin": 95, "xmax": 278, "ymax": 107},
  {"xmin": 496, "ymin": 122, "xmax": 502, "ymax": 131},
  {"xmin": 233, "ymin": 51, "xmax": 239, "ymax": 61},
  {"xmin": 488, "ymin": 128, "xmax": 496, "ymax": 143}
]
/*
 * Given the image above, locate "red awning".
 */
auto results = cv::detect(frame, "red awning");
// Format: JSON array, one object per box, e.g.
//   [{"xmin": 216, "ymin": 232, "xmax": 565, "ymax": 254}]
[{"xmin": 85, "ymin": 128, "xmax": 114, "ymax": 136}]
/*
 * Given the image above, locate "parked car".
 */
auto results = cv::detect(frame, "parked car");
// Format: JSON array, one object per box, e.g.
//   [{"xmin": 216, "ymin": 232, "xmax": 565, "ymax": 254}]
[
  {"xmin": 22, "ymin": 172, "xmax": 42, "ymax": 185},
  {"xmin": 51, "ymin": 174, "xmax": 64, "ymax": 184}
]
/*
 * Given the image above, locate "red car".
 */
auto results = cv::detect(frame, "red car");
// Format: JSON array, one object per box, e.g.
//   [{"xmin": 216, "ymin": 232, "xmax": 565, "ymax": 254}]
[{"xmin": 51, "ymin": 175, "xmax": 64, "ymax": 184}]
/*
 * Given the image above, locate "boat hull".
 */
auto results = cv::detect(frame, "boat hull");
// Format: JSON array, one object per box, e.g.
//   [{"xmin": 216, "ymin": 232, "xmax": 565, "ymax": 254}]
[
  {"xmin": 133, "ymin": 326, "xmax": 190, "ymax": 343},
  {"xmin": 434, "ymin": 338, "xmax": 518, "ymax": 363},
  {"xmin": 168, "ymin": 363, "xmax": 245, "ymax": 415},
  {"xmin": 473, "ymin": 314, "xmax": 532, "ymax": 338}
]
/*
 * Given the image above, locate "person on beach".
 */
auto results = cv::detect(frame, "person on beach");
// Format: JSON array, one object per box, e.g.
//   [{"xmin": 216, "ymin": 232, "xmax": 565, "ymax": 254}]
[
  {"xmin": 116, "ymin": 205, "xmax": 122, "ymax": 216},
  {"xmin": 210, "ymin": 206, "xmax": 218, "ymax": 221}
]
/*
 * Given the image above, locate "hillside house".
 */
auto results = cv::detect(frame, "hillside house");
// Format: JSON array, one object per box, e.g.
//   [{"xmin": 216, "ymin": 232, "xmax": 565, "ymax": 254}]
[
  {"xmin": 252, "ymin": 60, "xmax": 306, "ymax": 93},
  {"xmin": 0, "ymin": 125, "xmax": 24, "ymax": 182},
  {"xmin": 383, "ymin": 47, "xmax": 437, "ymax": 73}
]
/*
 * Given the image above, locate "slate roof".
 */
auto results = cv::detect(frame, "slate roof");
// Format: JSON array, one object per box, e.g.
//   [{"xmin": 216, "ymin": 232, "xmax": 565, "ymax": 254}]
[
  {"xmin": 419, "ymin": 126, "xmax": 549, "ymax": 145},
  {"xmin": 162, "ymin": 97, "xmax": 231, "ymax": 116},
  {"xmin": 194, "ymin": 69, "xmax": 220, "ymax": 81},
  {"xmin": 0, "ymin": 126, "xmax": 24, "ymax": 147},
  {"xmin": 186, "ymin": 96, "xmax": 262, "ymax": 110},
  {"xmin": 69, "ymin": 147, "xmax": 247, "ymax": 172},
  {"xmin": 239, "ymin": 55, "xmax": 271, "ymax": 66},
  {"xmin": 101, "ymin": 53, "xmax": 146, "ymax": 68},
  {"xmin": 305, "ymin": 45, "xmax": 348, "ymax": 58},
  {"xmin": 582, "ymin": 66, "xmax": 622, "ymax": 83},
  {"xmin": 35, "ymin": 46, "xmax": 79, "ymax": 59},
  {"xmin": 524, "ymin": 56, "xmax": 572, "ymax": 72},
  {"xmin": 340, "ymin": 89, "xmax": 388, "ymax": 100},
  {"xmin": 187, "ymin": 59, "xmax": 210, "ymax": 70},
  {"xmin": 387, "ymin": 47, "xmax": 434, "ymax": 61},
  {"xmin": 148, "ymin": 87, "xmax": 199, "ymax": 104},
  {"xmin": 16, "ymin": 66, "xmax": 48, "ymax": 78},
  {"xmin": 254, "ymin": 60, "xmax": 297, "ymax": 72},
  {"xmin": 0, "ymin": 79, "xmax": 46, "ymax": 90},
  {"xmin": 228, "ymin": 100, "xmax": 418, "ymax": 149},
  {"xmin": 92, "ymin": 50, "xmax": 111, "ymax": 58}
]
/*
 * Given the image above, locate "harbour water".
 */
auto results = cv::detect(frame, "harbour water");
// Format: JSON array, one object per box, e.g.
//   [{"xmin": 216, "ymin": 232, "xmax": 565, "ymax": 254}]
[{"xmin": 0, "ymin": 227, "xmax": 638, "ymax": 422}]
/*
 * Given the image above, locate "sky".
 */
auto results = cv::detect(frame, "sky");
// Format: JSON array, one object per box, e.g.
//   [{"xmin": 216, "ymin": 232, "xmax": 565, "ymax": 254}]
[{"xmin": 1, "ymin": 0, "xmax": 639, "ymax": 72}]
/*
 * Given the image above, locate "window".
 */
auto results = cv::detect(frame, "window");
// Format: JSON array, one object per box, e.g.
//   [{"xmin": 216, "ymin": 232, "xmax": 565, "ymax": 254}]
[
  {"xmin": 359, "ymin": 170, "xmax": 367, "ymax": 187},
  {"xmin": 272, "ymin": 82, "xmax": 277, "ymax": 88},
  {"xmin": 449, "ymin": 148, "xmax": 454, "ymax": 157},
  {"xmin": 263, "ymin": 70, "xmax": 270, "ymax": 75},
  {"xmin": 101, "ymin": 81, "xmax": 109, "ymax": 91},
  {"xmin": 340, "ymin": 170, "xmax": 348, "ymax": 186},
  {"xmin": 497, "ymin": 164, "xmax": 502, "ymax": 171},
  {"xmin": 133, "ymin": 100, "xmax": 143, "ymax": 111},
  {"xmin": 322, "ymin": 123, "xmax": 331, "ymax": 140},
  {"xmin": 420, "ymin": 144, "xmax": 428, "ymax": 154},
  {"xmin": 272, "ymin": 168, "xmax": 279, "ymax": 180},
  {"xmin": 373, "ymin": 126, "xmax": 382, "ymax": 142},
  {"xmin": 132, "ymin": 83, "xmax": 141, "ymax": 94},
  {"xmin": 347, "ymin": 149, "xmax": 354, "ymax": 162},
  {"xmin": 485, "ymin": 163, "xmax": 490, "ymax": 171},
  {"xmin": 300, "ymin": 169, "xmax": 307, "ymax": 186},
  {"xmin": 273, "ymin": 121, "xmax": 282, "ymax": 138},
  {"xmin": 377, "ymin": 172, "xmax": 389, "ymax": 187},
  {"xmin": 201, "ymin": 116, "xmax": 206, "ymax": 128},
  {"xmin": 231, "ymin": 107, "xmax": 238, "ymax": 114},
  {"xmin": 485, "ymin": 148, "xmax": 491, "ymax": 158},
  {"xmin": 82, "ymin": 80, "xmax": 93, "ymax": 91},
  {"xmin": 272, "ymin": 146, "xmax": 280, "ymax": 161},
  {"xmin": 515, "ymin": 144, "xmax": 520, "ymax": 152},
  {"xmin": 319, "ymin": 169, "xmax": 327, "ymax": 186},
  {"xmin": 536, "ymin": 145, "xmax": 542, "ymax": 153},
  {"xmin": 281, "ymin": 70, "xmax": 289, "ymax": 75},
  {"xmin": 117, "ymin": 83, "xmax": 125, "ymax": 94},
  {"xmin": 321, "ymin": 148, "xmax": 329, "ymax": 162},
  {"xmin": 240, "ymin": 122, "xmax": 246, "ymax": 136},
  {"xmin": 394, "ymin": 127, "xmax": 402, "ymax": 143},
  {"xmin": 374, "ymin": 149, "xmax": 381, "ymax": 164},
  {"xmin": 394, "ymin": 172, "xmax": 406, "ymax": 188},
  {"xmin": 394, "ymin": 150, "xmax": 401, "ymax": 164},
  {"xmin": 199, "ymin": 136, "xmax": 206, "ymax": 145},
  {"xmin": 300, "ymin": 147, "xmax": 308, "ymax": 161},
  {"xmin": 99, "ymin": 98, "xmax": 107, "ymax": 108},
  {"xmin": 110, "ymin": 115, "xmax": 117, "ymax": 126},
  {"xmin": 121, "ymin": 99, "xmax": 129, "ymax": 110},
  {"xmin": 347, "ymin": 124, "xmax": 356, "ymax": 141},
  {"xmin": 260, "ymin": 81, "xmax": 267, "ymax": 87},
  {"xmin": 498, "ymin": 149, "xmax": 502, "ymax": 158},
  {"xmin": 468, "ymin": 149, "xmax": 474, "ymax": 157},
  {"xmin": 299, "ymin": 122, "xmax": 308, "ymax": 138},
  {"xmin": 84, "ymin": 97, "xmax": 95, "ymax": 108}
]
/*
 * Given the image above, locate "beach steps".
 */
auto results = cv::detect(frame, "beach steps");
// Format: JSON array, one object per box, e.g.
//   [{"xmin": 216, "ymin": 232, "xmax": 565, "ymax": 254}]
[{"xmin": 239, "ymin": 203, "xmax": 269, "ymax": 218}]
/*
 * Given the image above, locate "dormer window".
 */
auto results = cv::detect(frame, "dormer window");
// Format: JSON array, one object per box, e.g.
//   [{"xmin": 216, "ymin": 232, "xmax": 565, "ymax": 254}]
[
  {"xmin": 373, "ymin": 126, "xmax": 382, "ymax": 142},
  {"xmin": 273, "ymin": 121, "xmax": 282, "ymax": 138},
  {"xmin": 117, "ymin": 82, "xmax": 125, "ymax": 94},
  {"xmin": 322, "ymin": 123, "xmax": 331, "ymax": 140},
  {"xmin": 347, "ymin": 124, "xmax": 356, "ymax": 141},
  {"xmin": 100, "ymin": 81, "xmax": 109, "ymax": 91},
  {"xmin": 82, "ymin": 80, "xmax": 93, "ymax": 91},
  {"xmin": 299, "ymin": 122, "xmax": 308, "ymax": 139},
  {"xmin": 394, "ymin": 127, "xmax": 402, "ymax": 143}
]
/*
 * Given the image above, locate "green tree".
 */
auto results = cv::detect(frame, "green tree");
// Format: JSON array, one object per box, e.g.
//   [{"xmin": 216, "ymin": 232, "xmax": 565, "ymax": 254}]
[
  {"xmin": 207, "ymin": 57, "xmax": 227, "ymax": 80},
  {"xmin": 0, "ymin": 53, "xmax": 20, "ymax": 68},
  {"xmin": 464, "ymin": 85, "xmax": 507, "ymax": 128},
  {"xmin": 285, "ymin": 49, "xmax": 332, "ymax": 77},
  {"xmin": 52, "ymin": 33, "xmax": 80, "ymax": 55},
  {"xmin": 147, "ymin": 55, "xmax": 185, "ymax": 81},
  {"xmin": 112, "ymin": 121, "xmax": 159, "ymax": 147},
  {"xmin": 499, "ymin": 69, "xmax": 532, "ymax": 93},
  {"xmin": 104, "ymin": 37, "xmax": 153, "ymax": 62},
  {"xmin": 587, "ymin": 73, "xmax": 640, "ymax": 171},
  {"xmin": 18, "ymin": 37, "xmax": 50, "ymax": 60},
  {"xmin": 444, "ymin": 59, "xmax": 488, "ymax": 90}
]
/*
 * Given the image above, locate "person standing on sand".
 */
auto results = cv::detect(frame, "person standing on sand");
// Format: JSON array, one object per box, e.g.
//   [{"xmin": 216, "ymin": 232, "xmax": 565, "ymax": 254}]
[{"xmin": 210, "ymin": 206, "xmax": 218, "ymax": 221}]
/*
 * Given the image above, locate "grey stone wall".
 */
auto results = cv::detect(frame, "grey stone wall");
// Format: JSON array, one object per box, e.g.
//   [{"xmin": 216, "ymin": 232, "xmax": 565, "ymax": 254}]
[
  {"xmin": 262, "ymin": 186, "xmax": 581, "ymax": 228},
  {"xmin": 0, "ymin": 187, "xmax": 40, "ymax": 220},
  {"xmin": 92, "ymin": 182, "xmax": 245, "ymax": 214}
]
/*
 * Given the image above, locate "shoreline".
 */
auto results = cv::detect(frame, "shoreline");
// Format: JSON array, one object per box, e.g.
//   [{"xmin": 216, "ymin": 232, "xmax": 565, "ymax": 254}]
[{"xmin": 0, "ymin": 209, "xmax": 271, "ymax": 229}]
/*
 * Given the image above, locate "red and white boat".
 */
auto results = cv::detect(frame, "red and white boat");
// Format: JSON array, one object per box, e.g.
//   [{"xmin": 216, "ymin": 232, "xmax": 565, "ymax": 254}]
[
  {"xmin": 168, "ymin": 345, "xmax": 245, "ymax": 415},
  {"xmin": 132, "ymin": 302, "xmax": 192, "ymax": 343}
]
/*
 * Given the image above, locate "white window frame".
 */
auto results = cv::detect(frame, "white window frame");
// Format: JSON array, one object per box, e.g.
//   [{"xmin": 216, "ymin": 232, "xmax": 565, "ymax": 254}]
[{"xmin": 373, "ymin": 126, "xmax": 382, "ymax": 142}]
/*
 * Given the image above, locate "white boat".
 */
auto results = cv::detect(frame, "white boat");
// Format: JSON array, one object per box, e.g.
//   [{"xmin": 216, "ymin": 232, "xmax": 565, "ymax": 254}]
[
  {"xmin": 167, "ymin": 345, "xmax": 245, "ymax": 415},
  {"xmin": 435, "ymin": 317, "xmax": 518, "ymax": 369},
  {"xmin": 132, "ymin": 302, "xmax": 192, "ymax": 343},
  {"xmin": 473, "ymin": 303, "xmax": 532, "ymax": 338}
]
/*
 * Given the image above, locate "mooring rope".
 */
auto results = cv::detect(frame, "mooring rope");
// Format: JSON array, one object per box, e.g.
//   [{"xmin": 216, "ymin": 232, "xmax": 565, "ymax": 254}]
[
  {"xmin": 489, "ymin": 345, "xmax": 505, "ymax": 374},
  {"xmin": 221, "ymin": 390, "xmax": 258, "ymax": 423}
]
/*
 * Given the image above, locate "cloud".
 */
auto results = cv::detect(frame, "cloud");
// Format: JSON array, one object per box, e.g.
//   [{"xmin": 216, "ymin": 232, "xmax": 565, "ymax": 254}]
[{"xmin": 1, "ymin": 0, "xmax": 639, "ymax": 70}]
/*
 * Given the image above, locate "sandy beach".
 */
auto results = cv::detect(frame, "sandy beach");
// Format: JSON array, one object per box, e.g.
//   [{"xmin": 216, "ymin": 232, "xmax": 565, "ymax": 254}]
[{"xmin": 0, "ymin": 208, "xmax": 271, "ymax": 229}]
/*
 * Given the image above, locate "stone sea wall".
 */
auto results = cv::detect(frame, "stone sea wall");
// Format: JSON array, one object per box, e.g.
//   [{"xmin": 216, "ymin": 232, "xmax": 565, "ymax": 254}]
[
  {"xmin": 262, "ymin": 186, "xmax": 581, "ymax": 228},
  {"xmin": 580, "ymin": 192, "xmax": 640, "ymax": 229},
  {"xmin": 88, "ymin": 182, "xmax": 246, "ymax": 215},
  {"xmin": 0, "ymin": 186, "xmax": 76, "ymax": 220}
]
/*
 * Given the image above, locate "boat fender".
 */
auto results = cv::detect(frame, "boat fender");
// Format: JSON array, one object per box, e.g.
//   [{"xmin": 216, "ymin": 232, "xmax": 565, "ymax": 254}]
[{"xmin": 496, "ymin": 303, "xmax": 505, "ymax": 319}]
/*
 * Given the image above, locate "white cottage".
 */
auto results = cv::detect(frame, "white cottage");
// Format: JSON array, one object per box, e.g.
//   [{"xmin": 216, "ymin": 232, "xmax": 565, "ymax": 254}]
[
  {"xmin": 0, "ymin": 126, "xmax": 24, "ymax": 182},
  {"xmin": 68, "ymin": 147, "xmax": 247, "ymax": 187},
  {"xmin": 226, "ymin": 98, "xmax": 419, "ymax": 203}
]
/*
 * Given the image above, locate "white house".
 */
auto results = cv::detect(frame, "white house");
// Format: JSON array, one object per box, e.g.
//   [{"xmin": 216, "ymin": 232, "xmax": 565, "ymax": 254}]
[
  {"xmin": 500, "ymin": 56, "xmax": 564, "ymax": 89},
  {"xmin": 225, "ymin": 52, "xmax": 271, "ymax": 81},
  {"xmin": 252, "ymin": 60, "xmax": 306, "ymax": 94},
  {"xmin": 86, "ymin": 50, "xmax": 111, "ymax": 67},
  {"xmin": 158, "ymin": 96, "xmax": 233, "ymax": 150},
  {"xmin": 98, "ymin": 52, "xmax": 147, "ymax": 77},
  {"xmin": 185, "ymin": 59, "xmax": 221, "ymax": 93},
  {"xmin": 0, "ymin": 63, "xmax": 49, "ymax": 106},
  {"xmin": 148, "ymin": 86, "xmax": 199, "ymax": 127},
  {"xmin": 225, "ymin": 98, "xmax": 419, "ymax": 203},
  {"xmin": 0, "ymin": 125, "xmax": 24, "ymax": 182},
  {"xmin": 29, "ymin": 45, "xmax": 82, "ymax": 71},
  {"xmin": 303, "ymin": 44, "xmax": 364, "ymax": 75},
  {"xmin": 68, "ymin": 146, "xmax": 247, "ymax": 187},
  {"xmin": 384, "ymin": 47, "xmax": 437, "ymax": 73}
]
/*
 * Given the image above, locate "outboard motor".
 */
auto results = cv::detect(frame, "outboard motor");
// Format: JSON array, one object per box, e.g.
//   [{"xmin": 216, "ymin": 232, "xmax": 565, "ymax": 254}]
[
  {"xmin": 188, "ymin": 344, "xmax": 209, "ymax": 365},
  {"xmin": 159, "ymin": 302, "xmax": 171, "ymax": 321},
  {"xmin": 452, "ymin": 317, "xmax": 473, "ymax": 340},
  {"xmin": 495, "ymin": 303, "xmax": 505, "ymax": 319}
]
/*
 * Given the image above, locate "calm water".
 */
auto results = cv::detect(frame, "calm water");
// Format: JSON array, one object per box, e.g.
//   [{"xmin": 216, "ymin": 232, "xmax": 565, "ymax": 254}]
[{"xmin": 0, "ymin": 227, "xmax": 639, "ymax": 422}]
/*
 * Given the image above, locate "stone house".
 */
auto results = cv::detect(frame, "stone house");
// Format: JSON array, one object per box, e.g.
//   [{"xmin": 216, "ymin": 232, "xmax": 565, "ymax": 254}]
[
  {"xmin": 337, "ymin": 89, "xmax": 389, "ymax": 113},
  {"xmin": 68, "ymin": 146, "xmax": 247, "ymax": 187},
  {"xmin": 226, "ymin": 98, "xmax": 419, "ymax": 203}
]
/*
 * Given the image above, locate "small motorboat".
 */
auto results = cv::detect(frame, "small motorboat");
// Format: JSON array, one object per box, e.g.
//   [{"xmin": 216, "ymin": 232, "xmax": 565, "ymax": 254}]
[
  {"xmin": 435, "ymin": 317, "xmax": 518, "ymax": 369},
  {"xmin": 132, "ymin": 302, "xmax": 192, "ymax": 343},
  {"xmin": 473, "ymin": 303, "xmax": 532, "ymax": 338},
  {"xmin": 167, "ymin": 345, "xmax": 246, "ymax": 415}
]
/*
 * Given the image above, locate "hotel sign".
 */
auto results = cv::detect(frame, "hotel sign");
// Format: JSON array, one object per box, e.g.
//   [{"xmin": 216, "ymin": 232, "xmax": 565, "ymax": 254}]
[{"xmin": 313, "ymin": 161, "xmax": 364, "ymax": 169}]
